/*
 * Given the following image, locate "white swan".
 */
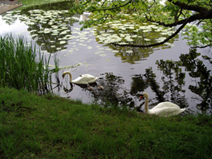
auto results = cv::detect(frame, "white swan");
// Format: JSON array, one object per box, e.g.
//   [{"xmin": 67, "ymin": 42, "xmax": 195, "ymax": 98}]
[
  {"xmin": 139, "ymin": 93, "xmax": 186, "ymax": 117},
  {"xmin": 62, "ymin": 71, "xmax": 104, "ymax": 90},
  {"xmin": 62, "ymin": 71, "xmax": 99, "ymax": 84}
]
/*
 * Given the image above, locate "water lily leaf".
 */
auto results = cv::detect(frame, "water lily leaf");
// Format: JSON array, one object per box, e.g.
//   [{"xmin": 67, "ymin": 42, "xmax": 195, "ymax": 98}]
[
  {"xmin": 99, "ymin": 54, "xmax": 107, "ymax": 57},
  {"xmin": 144, "ymin": 38, "xmax": 151, "ymax": 41},
  {"xmin": 126, "ymin": 50, "xmax": 133, "ymax": 54},
  {"xmin": 60, "ymin": 41, "xmax": 66, "ymax": 44},
  {"xmin": 111, "ymin": 50, "xmax": 119, "ymax": 53},
  {"xmin": 105, "ymin": 58, "xmax": 111, "ymax": 62}
]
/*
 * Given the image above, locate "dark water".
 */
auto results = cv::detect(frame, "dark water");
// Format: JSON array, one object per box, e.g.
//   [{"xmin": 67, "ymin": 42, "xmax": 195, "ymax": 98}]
[{"xmin": 0, "ymin": 2, "xmax": 211, "ymax": 114}]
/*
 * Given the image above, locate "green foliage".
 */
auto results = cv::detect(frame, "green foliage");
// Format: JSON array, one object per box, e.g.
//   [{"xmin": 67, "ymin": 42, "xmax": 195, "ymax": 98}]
[
  {"xmin": 182, "ymin": 20, "xmax": 212, "ymax": 48},
  {"xmin": 70, "ymin": 4, "xmax": 85, "ymax": 14},
  {"xmin": 70, "ymin": 0, "xmax": 212, "ymax": 48},
  {"xmin": 0, "ymin": 34, "xmax": 56, "ymax": 93}
]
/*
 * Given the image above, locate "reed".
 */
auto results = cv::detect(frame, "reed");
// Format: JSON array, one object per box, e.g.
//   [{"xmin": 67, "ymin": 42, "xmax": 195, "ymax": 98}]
[{"xmin": 0, "ymin": 34, "xmax": 54, "ymax": 94}]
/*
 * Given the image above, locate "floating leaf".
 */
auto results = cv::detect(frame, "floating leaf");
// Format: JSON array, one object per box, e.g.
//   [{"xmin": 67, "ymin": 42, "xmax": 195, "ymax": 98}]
[
  {"xmin": 99, "ymin": 54, "xmax": 107, "ymax": 57},
  {"xmin": 60, "ymin": 41, "xmax": 66, "ymax": 44}
]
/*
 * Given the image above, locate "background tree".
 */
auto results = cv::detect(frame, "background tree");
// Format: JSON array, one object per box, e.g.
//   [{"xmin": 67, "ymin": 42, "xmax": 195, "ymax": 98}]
[{"xmin": 71, "ymin": 0, "xmax": 212, "ymax": 48}]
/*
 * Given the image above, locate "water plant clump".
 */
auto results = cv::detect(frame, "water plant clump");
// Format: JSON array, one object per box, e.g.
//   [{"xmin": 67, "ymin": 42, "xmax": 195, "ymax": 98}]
[{"xmin": 0, "ymin": 34, "xmax": 55, "ymax": 94}]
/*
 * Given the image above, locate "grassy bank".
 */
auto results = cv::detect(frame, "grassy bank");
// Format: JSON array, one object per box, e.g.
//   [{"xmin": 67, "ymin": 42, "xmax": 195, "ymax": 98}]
[
  {"xmin": 18, "ymin": 0, "xmax": 73, "ymax": 9},
  {"xmin": 1, "ymin": 87, "xmax": 212, "ymax": 159}
]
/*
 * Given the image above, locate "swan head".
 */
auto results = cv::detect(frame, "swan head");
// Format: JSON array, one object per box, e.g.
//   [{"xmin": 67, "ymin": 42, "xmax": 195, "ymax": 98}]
[
  {"xmin": 139, "ymin": 93, "xmax": 148, "ymax": 100},
  {"xmin": 62, "ymin": 71, "xmax": 71, "ymax": 78}
]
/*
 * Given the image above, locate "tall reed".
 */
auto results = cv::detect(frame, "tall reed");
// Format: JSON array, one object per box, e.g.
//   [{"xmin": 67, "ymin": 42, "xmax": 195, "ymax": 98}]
[{"xmin": 0, "ymin": 34, "xmax": 55, "ymax": 94}]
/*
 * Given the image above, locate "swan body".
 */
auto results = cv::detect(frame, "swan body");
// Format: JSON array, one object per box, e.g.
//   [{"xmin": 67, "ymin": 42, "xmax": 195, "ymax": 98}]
[
  {"xmin": 140, "ymin": 93, "xmax": 186, "ymax": 117},
  {"xmin": 62, "ymin": 71, "xmax": 99, "ymax": 84}
]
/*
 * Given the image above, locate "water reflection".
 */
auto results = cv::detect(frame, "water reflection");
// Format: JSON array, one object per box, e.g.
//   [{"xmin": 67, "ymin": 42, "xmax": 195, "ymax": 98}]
[
  {"xmin": 109, "ymin": 45, "xmax": 154, "ymax": 64},
  {"xmin": 94, "ymin": 20, "xmax": 178, "ymax": 63},
  {"xmin": 2, "ymin": 2, "xmax": 79, "ymax": 53},
  {"xmin": 73, "ymin": 49, "xmax": 211, "ymax": 114},
  {"xmin": 90, "ymin": 72, "xmax": 136, "ymax": 108},
  {"xmin": 180, "ymin": 49, "xmax": 212, "ymax": 112},
  {"xmin": 130, "ymin": 67, "xmax": 189, "ymax": 110},
  {"xmin": 155, "ymin": 49, "xmax": 212, "ymax": 112},
  {"xmin": 1, "ymin": 1, "xmax": 180, "ymax": 65}
]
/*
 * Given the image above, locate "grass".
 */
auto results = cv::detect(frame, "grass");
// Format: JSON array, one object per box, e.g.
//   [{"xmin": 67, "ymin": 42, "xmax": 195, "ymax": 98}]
[
  {"xmin": 18, "ymin": 0, "xmax": 74, "ymax": 9},
  {"xmin": 0, "ymin": 34, "xmax": 54, "ymax": 93},
  {"xmin": 1, "ymin": 87, "xmax": 212, "ymax": 159}
]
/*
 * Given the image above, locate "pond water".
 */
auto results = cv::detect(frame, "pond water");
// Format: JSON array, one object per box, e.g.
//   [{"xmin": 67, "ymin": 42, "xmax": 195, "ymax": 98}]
[{"xmin": 0, "ymin": 1, "xmax": 211, "ymax": 114}]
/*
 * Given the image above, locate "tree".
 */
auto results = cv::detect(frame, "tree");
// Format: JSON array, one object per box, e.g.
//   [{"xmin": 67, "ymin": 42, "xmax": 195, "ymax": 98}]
[{"xmin": 71, "ymin": 0, "xmax": 212, "ymax": 48}]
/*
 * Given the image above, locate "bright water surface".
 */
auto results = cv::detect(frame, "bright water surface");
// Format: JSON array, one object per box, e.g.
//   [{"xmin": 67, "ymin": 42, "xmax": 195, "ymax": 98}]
[{"xmin": 0, "ymin": 2, "xmax": 211, "ymax": 114}]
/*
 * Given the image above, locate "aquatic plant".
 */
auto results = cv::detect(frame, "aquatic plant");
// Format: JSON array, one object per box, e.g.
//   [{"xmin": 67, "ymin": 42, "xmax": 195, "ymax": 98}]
[{"xmin": 0, "ymin": 34, "xmax": 56, "ymax": 94}]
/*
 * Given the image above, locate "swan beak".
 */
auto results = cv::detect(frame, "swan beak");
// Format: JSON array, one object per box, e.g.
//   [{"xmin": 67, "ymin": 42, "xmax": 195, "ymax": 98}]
[{"xmin": 139, "ymin": 95, "xmax": 144, "ymax": 101}]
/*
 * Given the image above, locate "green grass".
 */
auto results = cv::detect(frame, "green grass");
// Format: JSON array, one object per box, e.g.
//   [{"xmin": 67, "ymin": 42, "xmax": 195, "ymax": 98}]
[
  {"xmin": 0, "ymin": 34, "xmax": 54, "ymax": 93},
  {"xmin": 18, "ymin": 0, "xmax": 74, "ymax": 9},
  {"xmin": 0, "ymin": 87, "xmax": 212, "ymax": 159}
]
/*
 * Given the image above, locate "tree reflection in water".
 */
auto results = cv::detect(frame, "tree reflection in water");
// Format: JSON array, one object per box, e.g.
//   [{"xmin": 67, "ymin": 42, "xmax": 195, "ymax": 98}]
[
  {"xmin": 89, "ymin": 49, "xmax": 211, "ymax": 114},
  {"xmin": 180, "ymin": 49, "xmax": 212, "ymax": 112},
  {"xmin": 90, "ymin": 72, "xmax": 134, "ymax": 108},
  {"xmin": 155, "ymin": 60, "xmax": 188, "ymax": 108},
  {"xmin": 131, "ymin": 67, "xmax": 189, "ymax": 111}
]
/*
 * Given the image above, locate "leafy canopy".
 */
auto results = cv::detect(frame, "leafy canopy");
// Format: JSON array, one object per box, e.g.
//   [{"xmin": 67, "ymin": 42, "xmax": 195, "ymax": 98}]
[{"xmin": 70, "ymin": 0, "xmax": 212, "ymax": 48}]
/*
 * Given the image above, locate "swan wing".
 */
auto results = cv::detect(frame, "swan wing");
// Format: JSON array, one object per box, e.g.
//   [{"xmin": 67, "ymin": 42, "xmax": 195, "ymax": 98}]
[
  {"xmin": 71, "ymin": 76, "xmax": 87, "ymax": 84},
  {"xmin": 152, "ymin": 102, "xmax": 180, "ymax": 110},
  {"xmin": 71, "ymin": 74, "xmax": 99, "ymax": 84},
  {"xmin": 80, "ymin": 74, "xmax": 95, "ymax": 78},
  {"xmin": 149, "ymin": 107, "xmax": 186, "ymax": 117},
  {"xmin": 80, "ymin": 74, "xmax": 99, "ymax": 83}
]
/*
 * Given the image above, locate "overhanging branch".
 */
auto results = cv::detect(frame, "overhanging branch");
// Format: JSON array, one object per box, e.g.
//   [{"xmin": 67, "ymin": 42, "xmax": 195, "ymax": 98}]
[
  {"xmin": 168, "ymin": 0, "xmax": 208, "ymax": 12},
  {"xmin": 110, "ymin": 17, "xmax": 190, "ymax": 48},
  {"xmin": 145, "ymin": 10, "xmax": 212, "ymax": 27}
]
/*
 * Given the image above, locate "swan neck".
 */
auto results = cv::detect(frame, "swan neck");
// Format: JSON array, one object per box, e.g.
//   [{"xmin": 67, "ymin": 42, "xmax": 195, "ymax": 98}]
[
  {"xmin": 144, "ymin": 95, "xmax": 149, "ymax": 113},
  {"xmin": 65, "ymin": 72, "xmax": 72, "ymax": 82}
]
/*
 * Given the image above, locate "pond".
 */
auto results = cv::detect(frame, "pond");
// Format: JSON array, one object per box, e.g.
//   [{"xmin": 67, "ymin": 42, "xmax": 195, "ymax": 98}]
[{"xmin": 0, "ymin": 1, "xmax": 211, "ymax": 114}]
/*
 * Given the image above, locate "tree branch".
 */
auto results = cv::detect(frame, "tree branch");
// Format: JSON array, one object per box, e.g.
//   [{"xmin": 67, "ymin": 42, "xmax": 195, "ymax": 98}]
[
  {"xmin": 146, "ymin": 9, "xmax": 212, "ymax": 27},
  {"xmin": 191, "ymin": 44, "xmax": 211, "ymax": 49},
  {"xmin": 168, "ymin": 0, "xmax": 209, "ymax": 12},
  {"xmin": 110, "ymin": 17, "xmax": 190, "ymax": 48}
]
